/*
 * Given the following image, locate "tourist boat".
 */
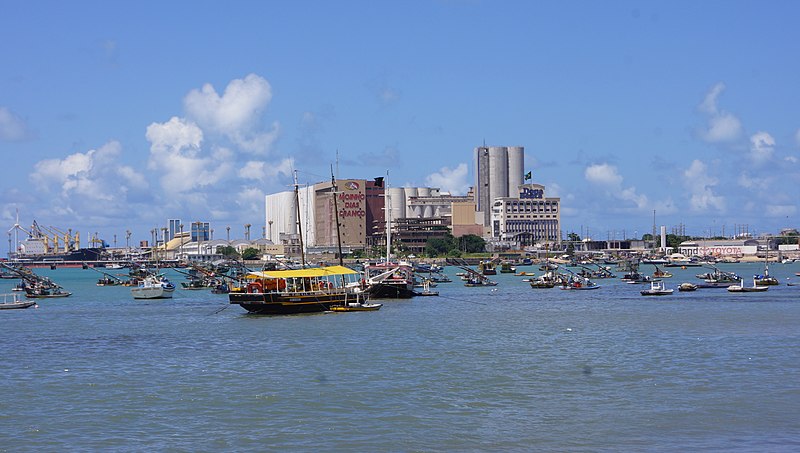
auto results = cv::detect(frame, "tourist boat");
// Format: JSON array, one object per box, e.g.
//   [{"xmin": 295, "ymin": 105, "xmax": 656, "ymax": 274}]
[
  {"xmin": 727, "ymin": 278, "xmax": 769, "ymax": 293},
  {"xmin": 0, "ymin": 292, "xmax": 37, "ymax": 310},
  {"xmin": 641, "ymin": 280, "xmax": 673, "ymax": 296},
  {"xmin": 131, "ymin": 275, "xmax": 176, "ymax": 299},
  {"xmin": 229, "ymin": 265, "xmax": 365, "ymax": 315}
]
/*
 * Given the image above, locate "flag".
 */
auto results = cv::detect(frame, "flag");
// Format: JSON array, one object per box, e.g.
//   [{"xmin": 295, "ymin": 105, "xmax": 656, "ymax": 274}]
[
  {"xmin": 524, "ymin": 171, "xmax": 532, "ymax": 181},
  {"xmin": 373, "ymin": 177, "xmax": 384, "ymax": 187}
]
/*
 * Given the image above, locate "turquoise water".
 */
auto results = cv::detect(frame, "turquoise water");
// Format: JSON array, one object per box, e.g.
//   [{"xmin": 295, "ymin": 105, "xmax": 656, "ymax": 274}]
[{"xmin": 2, "ymin": 263, "xmax": 800, "ymax": 451}]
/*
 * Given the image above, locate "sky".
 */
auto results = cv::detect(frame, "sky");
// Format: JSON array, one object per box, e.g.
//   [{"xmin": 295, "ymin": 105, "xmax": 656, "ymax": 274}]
[{"xmin": 2, "ymin": 0, "xmax": 800, "ymax": 253}]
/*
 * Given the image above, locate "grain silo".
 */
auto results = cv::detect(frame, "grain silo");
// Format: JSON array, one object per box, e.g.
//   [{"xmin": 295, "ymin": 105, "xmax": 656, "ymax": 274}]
[
  {"xmin": 488, "ymin": 146, "xmax": 509, "ymax": 207},
  {"xmin": 388, "ymin": 187, "xmax": 406, "ymax": 222},
  {"xmin": 507, "ymin": 146, "xmax": 524, "ymax": 195}
]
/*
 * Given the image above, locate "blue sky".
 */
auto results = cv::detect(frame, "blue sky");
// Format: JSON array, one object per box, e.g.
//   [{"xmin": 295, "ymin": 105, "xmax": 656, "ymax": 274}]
[{"xmin": 2, "ymin": 0, "xmax": 799, "ymax": 252}]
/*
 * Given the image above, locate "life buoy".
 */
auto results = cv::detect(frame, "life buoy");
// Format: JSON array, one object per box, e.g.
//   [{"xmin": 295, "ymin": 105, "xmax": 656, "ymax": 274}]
[{"xmin": 247, "ymin": 282, "xmax": 263, "ymax": 293}]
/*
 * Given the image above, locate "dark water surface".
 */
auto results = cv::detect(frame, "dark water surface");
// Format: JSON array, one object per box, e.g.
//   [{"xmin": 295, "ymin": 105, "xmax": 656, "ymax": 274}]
[{"xmin": 2, "ymin": 263, "xmax": 800, "ymax": 451}]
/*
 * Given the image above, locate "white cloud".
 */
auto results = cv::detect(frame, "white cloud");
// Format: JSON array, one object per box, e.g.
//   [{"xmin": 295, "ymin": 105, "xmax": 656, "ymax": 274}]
[
  {"xmin": 0, "ymin": 107, "xmax": 32, "ymax": 141},
  {"xmin": 29, "ymin": 141, "xmax": 148, "ymax": 216},
  {"xmin": 737, "ymin": 172, "xmax": 770, "ymax": 190},
  {"xmin": 697, "ymin": 82, "xmax": 742, "ymax": 143},
  {"xmin": 584, "ymin": 163, "xmax": 623, "ymax": 186},
  {"xmin": 184, "ymin": 73, "xmax": 279, "ymax": 154},
  {"xmin": 683, "ymin": 159, "xmax": 725, "ymax": 212},
  {"xmin": 238, "ymin": 158, "xmax": 294, "ymax": 183},
  {"xmin": 749, "ymin": 131, "xmax": 775, "ymax": 163},
  {"xmin": 425, "ymin": 163, "xmax": 469, "ymax": 195},
  {"xmin": 584, "ymin": 163, "xmax": 648, "ymax": 209},
  {"xmin": 146, "ymin": 117, "xmax": 233, "ymax": 193}
]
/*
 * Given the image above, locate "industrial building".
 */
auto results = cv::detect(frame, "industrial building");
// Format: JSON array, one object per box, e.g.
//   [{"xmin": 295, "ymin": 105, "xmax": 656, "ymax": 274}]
[{"xmin": 474, "ymin": 145, "xmax": 525, "ymax": 227}]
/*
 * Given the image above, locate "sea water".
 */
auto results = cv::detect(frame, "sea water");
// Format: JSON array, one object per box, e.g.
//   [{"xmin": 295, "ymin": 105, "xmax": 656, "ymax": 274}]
[{"xmin": 1, "ymin": 263, "xmax": 800, "ymax": 451}]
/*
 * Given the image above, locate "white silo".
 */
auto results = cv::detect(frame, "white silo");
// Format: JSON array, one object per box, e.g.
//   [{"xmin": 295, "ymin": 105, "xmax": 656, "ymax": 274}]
[
  {"xmin": 488, "ymin": 146, "xmax": 509, "ymax": 204},
  {"xmin": 404, "ymin": 187, "xmax": 418, "ymax": 217},
  {"xmin": 417, "ymin": 187, "xmax": 431, "ymax": 198},
  {"xmin": 507, "ymin": 146, "xmax": 524, "ymax": 195},
  {"xmin": 388, "ymin": 187, "xmax": 406, "ymax": 222}
]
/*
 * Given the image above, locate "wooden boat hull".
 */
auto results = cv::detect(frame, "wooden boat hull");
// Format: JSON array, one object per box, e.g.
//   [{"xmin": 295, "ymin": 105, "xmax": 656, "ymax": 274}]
[
  {"xmin": 330, "ymin": 303, "xmax": 382, "ymax": 312},
  {"xmin": 230, "ymin": 291, "xmax": 352, "ymax": 315},
  {"xmin": 0, "ymin": 300, "xmax": 37, "ymax": 309},
  {"xmin": 367, "ymin": 282, "xmax": 416, "ymax": 299}
]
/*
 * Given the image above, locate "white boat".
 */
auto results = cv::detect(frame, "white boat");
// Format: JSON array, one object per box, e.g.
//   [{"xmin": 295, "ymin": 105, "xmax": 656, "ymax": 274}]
[
  {"xmin": 0, "ymin": 293, "xmax": 37, "ymax": 310},
  {"xmin": 131, "ymin": 275, "xmax": 175, "ymax": 299},
  {"xmin": 641, "ymin": 281, "xmax": 673, "ymax": 296},
  {"xmin": 727, "ymin": 278, "xmax": 768, "ymax": 293}
]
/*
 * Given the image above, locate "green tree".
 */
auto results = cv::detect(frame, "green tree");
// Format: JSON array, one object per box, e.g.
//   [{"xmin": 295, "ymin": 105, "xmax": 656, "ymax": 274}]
[
  {"xmin": 425, "ymin": 237, "xmax": 453, "ymax": 257},
  {"xmin": 241, "ymin": 247, "xmax": 260, "ymax": 260},
  {"xmin": 216, "ymin": 245, "xmax": 240, "ymax": 259},
  {"xmin": 568, "ymin": 232, "xmax": 581, "ymax": 242},
  {"xmin": 460, "ymin": 234, "xmax": 486, "ymax": 253}
]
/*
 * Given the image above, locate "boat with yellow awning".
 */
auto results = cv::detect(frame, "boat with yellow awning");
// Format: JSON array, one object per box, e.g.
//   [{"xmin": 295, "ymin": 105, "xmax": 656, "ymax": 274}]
[{"xmin": 229, "ymin": 265, "xmax": 367, "ymax": 315}]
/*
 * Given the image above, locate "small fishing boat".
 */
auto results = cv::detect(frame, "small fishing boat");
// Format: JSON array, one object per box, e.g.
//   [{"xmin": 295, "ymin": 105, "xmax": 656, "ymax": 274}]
[
  {"xmin": 478, "ymin": 260, "xmax": 497, "ymax": 275},
  {"xmin": 0, "ymin": 293, "xmax": 37, "ymax": 310},
  {"xmin": 329, "ymin": 298, "xmax": 383, "ymax": 312},
  {"xmin": 132, "ymin": 275, "xmax": 176, "ymax": 299},
  {"xmin": 727, "ymin": 278, "xmax": 769, "ymax": 293},
  {"xmin": 652, "ymin": 265, "xmax": 673, "ymax": 278},
  {"xmin": 560, "ymin": 276, "xmax": 600, "ymax": 290},
  {"xmin": 678, "ymin": 282, "xmax": 698, "ymax": 292},
  {"xmin": 641, "ymin": 280, "xmax": 673, "ymax": 296}
]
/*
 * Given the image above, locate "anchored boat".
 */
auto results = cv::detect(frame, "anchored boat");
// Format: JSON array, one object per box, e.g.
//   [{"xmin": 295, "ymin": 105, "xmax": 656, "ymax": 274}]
[{"xmin": 229, "ymin": 265, "xmax": 366, "ymax": 315}]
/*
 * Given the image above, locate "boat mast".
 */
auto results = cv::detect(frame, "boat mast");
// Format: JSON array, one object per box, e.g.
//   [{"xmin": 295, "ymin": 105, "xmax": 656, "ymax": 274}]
[
  {"xmin": 294, "ymin": 170, "xmax": 306, "ymax": 267},
  {"xmin": 385, "ymin": 170, "xmax": 391, "ymax": 263},
  {"xmin": 331, "ymin": 165, "xmax": 344, "ymax": 266}
]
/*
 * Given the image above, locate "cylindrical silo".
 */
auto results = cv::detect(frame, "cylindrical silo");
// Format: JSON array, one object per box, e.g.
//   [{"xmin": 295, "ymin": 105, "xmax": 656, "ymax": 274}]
[
  {"xmin": 423, "ymin": 206, "xmax": 433, "ymax": 218},
  {"xmin": 417, "ymin": 187, "xmax": 431, "ymax": 198},
  {"xmin": 507, "ymin": 146, "xmax": 524, "ymax": 195},
  {"xmin": 404, "ymin": 187, "xmax": 418, "ymax": 217},
  {"xmin": 388, "ymin": 187, "xmax": 406, "ymax": 221},
  {"xmin": 488, "ymin": 146, "xmax": 509, "ymax": 204}
]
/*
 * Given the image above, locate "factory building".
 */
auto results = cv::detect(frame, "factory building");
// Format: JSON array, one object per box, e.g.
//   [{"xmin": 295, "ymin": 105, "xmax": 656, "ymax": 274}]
[{"xmin": 474, "ymin": 145, "xmax": 525, "ymax": 227}]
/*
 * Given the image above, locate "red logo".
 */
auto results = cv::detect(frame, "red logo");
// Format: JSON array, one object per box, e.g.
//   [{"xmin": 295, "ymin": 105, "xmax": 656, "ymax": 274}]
[{"xmin": 345, "ymin": 181, "xmax": 360, "ymax": 190}]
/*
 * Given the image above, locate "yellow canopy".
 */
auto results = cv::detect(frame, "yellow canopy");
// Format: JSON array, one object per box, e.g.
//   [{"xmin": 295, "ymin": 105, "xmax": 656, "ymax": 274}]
[{"xmin": 245, "ymin": 265, "xmax": 359, "ymax": 279}]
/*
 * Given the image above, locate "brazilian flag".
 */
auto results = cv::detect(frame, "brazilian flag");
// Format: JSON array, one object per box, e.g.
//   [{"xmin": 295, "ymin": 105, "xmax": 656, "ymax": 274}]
[{"xmin": 524, "ymin": 171, "xmax": 532, "ymax": 181}]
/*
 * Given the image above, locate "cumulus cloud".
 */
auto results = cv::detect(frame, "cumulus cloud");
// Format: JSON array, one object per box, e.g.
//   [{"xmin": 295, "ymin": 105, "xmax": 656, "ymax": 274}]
[
  {"xmin": 737, "ymin": 172, "xmax": 770, "ymax": 191},
  {"xmin": 29, "ymin": 141, "xmax": 148, "ymax": 217},
  {"xmin": 584, "ymin": 163, "xmax": 648, "ymax": 209},
  {"xmin": 0, "ymin": 107, "xmax": 33, "ymax": 141},
  {"xmin": 425, "ymin": 163, "xmax": 469, "ymax": 195},
  {"xmin": 697, "ymin": 82, "xmax": 742, "ymax": 143},
  {"xmin": 146, "ymin": 117, "xmax": 234, "ymax": 193},
  {"xmin": 238, "ymin": 158, "xmax": 294, "ymax": 183},
  {"xmin": 585, "ymin": 163, "xmax": 623, "ymax": 186},
  {"xmin": 749, "ymin": 131, "xmax": 775, "ymax": 163},
  {"xmin": 184, "ymin": 73, "xmax": 279, "ymax": 154},
  {"xmin": 683, "ymin": 159, "xmax": 725, "ymax": 212}
]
